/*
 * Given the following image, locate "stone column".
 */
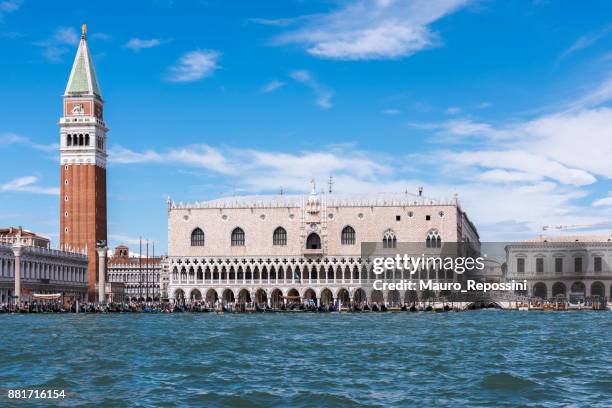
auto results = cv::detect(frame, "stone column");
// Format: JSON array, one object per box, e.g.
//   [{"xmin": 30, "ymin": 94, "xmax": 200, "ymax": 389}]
[
  {"xmin": 96, "ymin": 246, "xmax": 107, "ymax": 304},
  {"xmin": 12, "ymin": 244, "xmax": 23, "ymax": 305}
]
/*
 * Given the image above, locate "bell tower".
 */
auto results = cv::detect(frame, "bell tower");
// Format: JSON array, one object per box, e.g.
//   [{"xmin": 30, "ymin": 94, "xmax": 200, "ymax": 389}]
[{"xmin": 59, "ymin": 24, "xmax": 108, "ymax": 300}]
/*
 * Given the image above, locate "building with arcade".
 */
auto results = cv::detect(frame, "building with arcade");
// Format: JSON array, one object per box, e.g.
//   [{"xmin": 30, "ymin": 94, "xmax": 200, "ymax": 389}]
[
  {"xmin": 506, "ymin": 235, "xmax": 612, "ymax": 300},
  {"xmin": 164, "ymin": 187, "xmax": 480, "ymax": 307},
  {"xmin": 0, "ymin": 227, "xmax": 88, "ymax": 303}
]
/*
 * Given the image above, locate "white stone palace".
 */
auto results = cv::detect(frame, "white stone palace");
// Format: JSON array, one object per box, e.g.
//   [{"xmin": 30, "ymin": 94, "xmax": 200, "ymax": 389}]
[
  {"xmin": 506, "ymin": 235, "xmax": 612, "ymax": 299},
  {"xmin": 164, "ymin": 187, "xmax": 480, "ymax": 306}
]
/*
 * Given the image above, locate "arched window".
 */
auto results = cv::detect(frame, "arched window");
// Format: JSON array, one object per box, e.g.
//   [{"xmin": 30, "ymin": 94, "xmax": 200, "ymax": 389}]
[
  {"xmin": 306, "ymin": 233, "xmax": 321, "ymax": 249},
  {"xmin": 67, "ymin": 134, "xmax": 72, "ymax": 146},
  {"xmin": 383, "ymin": 229, "xmax": 397, "ymax": 249},
  {"xmin": 231, "ymin": 227, "xmax": 245, "ymax": 246},
  {"xmin": 273, "ymin": 227, "xmax": 287, "ymax": 246},
  {"xmin": 85, "ymin": 134, "xmax": 90, "ymax": 146},
  {"xmin": 341, "ymin": 226, "xmax": 356, "ymax": 245},
  {"xmin": 426, "ymin": 229, "xmax": 441, "ymax": 248},
  {"xmin": 79, "ymin": 134, "xmax": 84, "ymax": 146},
  {"xmin": 190, "ymin": 228, "xmax": 205, "ymax": 246}
]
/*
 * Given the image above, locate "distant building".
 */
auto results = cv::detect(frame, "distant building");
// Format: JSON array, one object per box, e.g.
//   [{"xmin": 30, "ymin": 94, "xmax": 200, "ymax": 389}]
[
  {"xmin": 0, "ymin": 226, "xmax": 51, "ymax": 249},
  {"xmin": 469, "ymin": 256, "xmax": 505, "ymax": 284},
  {"xmin": 0, "ymin": 228, "xmax": 88, "ymax": 303},
  {"xmin": 505, "ymin": 235, "xmax": 612, "ymax": 299},
  {"xmin": 164, "ymin": 188, "xmax": 480, "ymax": 306},
  {"xmin": 108, "ymin": 245, "xmax": 162, "ymax": 301}
]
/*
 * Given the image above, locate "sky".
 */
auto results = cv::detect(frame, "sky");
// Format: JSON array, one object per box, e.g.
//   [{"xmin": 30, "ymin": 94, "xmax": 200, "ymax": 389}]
[{"xmin": 1, "ymin": 0, "xmax": 612, "ymax": 254}]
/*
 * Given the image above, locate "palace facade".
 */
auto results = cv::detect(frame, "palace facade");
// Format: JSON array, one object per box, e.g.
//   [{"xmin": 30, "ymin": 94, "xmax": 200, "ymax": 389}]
[
  {"xmin": 165, "ymin": 188, "xmax": 480, "ymax": 306},
  {"xmin": 506, "ymin": 235, "xmax": 612, "ymax": 299}
]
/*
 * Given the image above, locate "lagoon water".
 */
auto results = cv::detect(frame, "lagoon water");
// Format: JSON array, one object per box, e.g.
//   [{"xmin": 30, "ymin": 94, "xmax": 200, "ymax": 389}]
[{"xmin": 1, "ymin": 311, "xmax": 610, "ymax": 407}]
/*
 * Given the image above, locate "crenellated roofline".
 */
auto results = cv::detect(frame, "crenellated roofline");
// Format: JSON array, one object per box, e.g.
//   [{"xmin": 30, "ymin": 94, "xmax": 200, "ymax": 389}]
[{"xmin": 167, "ymin": 192, "xmax": 461, "ymax": 210}]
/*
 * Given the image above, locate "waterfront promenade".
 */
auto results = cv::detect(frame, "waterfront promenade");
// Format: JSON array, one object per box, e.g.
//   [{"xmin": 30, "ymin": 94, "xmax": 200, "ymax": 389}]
[{"xmin": 1, "ymin": 291, "xmax": 609, "ymax": 314}]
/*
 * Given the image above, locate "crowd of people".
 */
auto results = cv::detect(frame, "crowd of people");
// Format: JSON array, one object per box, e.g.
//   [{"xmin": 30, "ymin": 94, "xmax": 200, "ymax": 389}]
[{"xmin": 0, "ymin": 299, "xmax": 405, "ymax": 313}]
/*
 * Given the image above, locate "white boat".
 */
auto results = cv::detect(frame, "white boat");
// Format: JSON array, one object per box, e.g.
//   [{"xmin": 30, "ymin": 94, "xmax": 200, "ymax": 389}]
[
  {"xmin": 567, "ymin": 297, "xmax": 585, "ymax": 310},
  {"xmin": 517, "ymin": 302, "xmax": 529, "ymax": 311}
]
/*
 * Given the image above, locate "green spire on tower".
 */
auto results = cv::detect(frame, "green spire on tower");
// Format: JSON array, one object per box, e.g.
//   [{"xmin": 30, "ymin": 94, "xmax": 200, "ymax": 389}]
[{"xmin": 65, "ymin": 24, "xmax": 102, "ymax": 98}]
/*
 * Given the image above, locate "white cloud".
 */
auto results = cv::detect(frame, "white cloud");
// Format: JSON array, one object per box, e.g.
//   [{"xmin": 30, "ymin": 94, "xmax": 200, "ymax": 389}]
[
  {"xmin": 0, "ymin": 176, "xmax": 59, "ymax": 195},
  {"xmin": 289, "ymin": 69, "xmax": 333, "ymax": 109},
  {"xmin": 477, "ymin": 169, "xmax": 543, "ymax": 183},
  {"xmin": 261, "ymin": 80, "xmax": 286, "ymax": 93},
  {"xmin": 107, "ymin": 74, "xmax": 612, "ymax": 240},
  {"xmin": 109, "ymin": 139, "xmax": 612, "ymax": 240},
  {"xmin": 412, "ymin": 105, "xmax": 612, "ymax": 186},
  {"xmin": 269, "ymin": 0, "xmax": 471, "ymax": 60},
  {"xmin": 521, "ymin": 108, "xmax": 612, "ymax": 179},
  {"xmin": 248, "ymin": 16, "xmax": 308, "ymax": 27},
  {"xmin": 52, "ymin": 27, "xmax": 80, "ymax": 45},
  {"xmin": 441, "ymin": 149, "xmax": 596, "ymax": 186},
  {"xmin": 559, "ymin": 24, "xmax": 612, "ymax": 60},
  {"xmin": 125, "ymin": 38, "xmax": 167, "ymax": 52},
  {"xmin": 34, "ymin": 26, "xmax": 80, "ymax": 63},
  {"xmin": 400, "ymin": 74, "xmax": 612, "ymax": 237},
  {"xmin": 382, "ymin": 108, "xmax": 401, "ymax": 115},
  {"xmin": 166, "ymin": 50, "xmax": 221, "ymax": 82},
  {"xmin": 0, "ymin": 0, "xmax": 21, "ymax": 22},
  {"xmin": 110, "ymin": 144, "xmax": 235, "ymax": 174},
  {"xmin": 110, "ymin": 143, "xmax": 390, "ymax": 193},
  {"xmin": 592, "ymin": 194, "xmax": 612, "ymax": 207},
  {"xmin": 446, "ymin": 106, "xmax": 461, "ymax": 114},
  {"xmin": 410, "ymin": 118, "xmax": 516, "ymax": 141},
  {"xmin": 91, "ymin": 32, "xmax": 111, "ymax": 41},
  {"xmin": 0, "ymin": 132, "xmax": 57, "ymax": 152},
  {"xmin": 569, "ymin": 75, "xmax": 612, "ymax": 110}
]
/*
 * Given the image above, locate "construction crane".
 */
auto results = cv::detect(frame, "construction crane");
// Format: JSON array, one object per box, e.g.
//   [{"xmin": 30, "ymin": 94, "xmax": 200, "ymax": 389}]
[{"xmin": 542, "ymin": 222, "xmax": 612, "ymax": 232}]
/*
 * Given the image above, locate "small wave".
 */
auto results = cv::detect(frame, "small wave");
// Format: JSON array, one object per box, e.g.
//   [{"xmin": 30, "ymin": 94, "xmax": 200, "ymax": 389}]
[{"xmin": 480, "ymin": 372, "xmax": 538, "ymax": 391}]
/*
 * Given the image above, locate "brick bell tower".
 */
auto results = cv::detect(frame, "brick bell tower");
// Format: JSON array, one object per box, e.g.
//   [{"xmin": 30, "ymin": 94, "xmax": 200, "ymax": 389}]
[{"xmin": 59, "ymin": 24, "xmax": 107, "ymax": 300}]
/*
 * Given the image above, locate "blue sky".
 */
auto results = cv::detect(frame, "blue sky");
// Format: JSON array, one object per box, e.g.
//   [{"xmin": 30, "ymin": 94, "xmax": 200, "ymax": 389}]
[{"xmin": 1, "ymin": 0, "xmax": 612, "ymax": 253}]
